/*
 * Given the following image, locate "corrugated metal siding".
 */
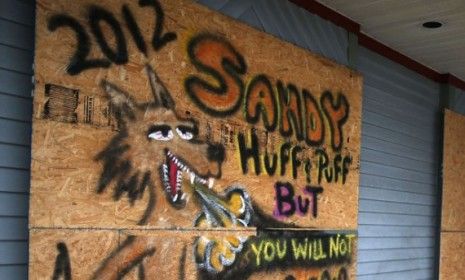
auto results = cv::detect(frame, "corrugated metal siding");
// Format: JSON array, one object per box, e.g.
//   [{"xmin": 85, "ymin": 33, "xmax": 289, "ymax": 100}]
[
  {"xmin": 450, "ymin": 87, "xmax": 465, "ymax": 115},
  {"xmin": 357, "ymin": 47, "xmax": 440, "ymax": 280},
  {"xmin": 0, "ymin": 0, "xmax": 34, "ymax": 279},
  {"xmin": 196, "ymin": 0, "xmax": 349, "ymax": 65}
]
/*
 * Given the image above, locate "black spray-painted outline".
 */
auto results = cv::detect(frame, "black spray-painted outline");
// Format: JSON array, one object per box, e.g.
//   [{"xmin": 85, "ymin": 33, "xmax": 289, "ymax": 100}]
[
  {"xmin": 320, "ymin": 91, "xmax": 349, "ymax": 152},
  {"xmin": 279, "ymin": 142, "xmax": 292, "ymax": 177},
  {"xmin": 88, "ymin": 5, "xmax": 128, "ymax": 65},
  {"xmin": 237, "ymin": 131, "xmax": 261, "ymax": 175},
  {"xmin": 48, "ymin": 1, "xmax": 176, "ymax": 75},
  {"xmin": 197, "ymin": 230, "xmax": 354, "ymax": 280},
  {"xmin": 302, "ymin": 89, "xmax": 325, "ymax": 147},
  {"xmin": 244, "ymin": 74, "xmax": 278, "ymax": 132},
  {"xmin": 274, "ymin": 182, "xmax": 323, "ymax": 218},
  {"xmin": 263, "ymin": 149, "xmax": 278, "ymax": 176},
  {"xmin": 91, "ymin": 236, "xmax": 156, "ymax": 280},
  {"xmin": 95, "ymin": 64, "xmax": 225, "ymax": 223},
  {"xmin": 139, "ymin": 0, "xmax": 177, "ymax": 51},
  {"xmin": 179, "ymin": 245, "xmax": 187, "ymax": 280},
  {"xmin": 47, "ymin": 14, "xmax": 111, "ymax": 75},
  {"xmin": 52, "ymin": 242, "xmax": 72, "ymax": 280},
  {"xmin": 277, "ymin": 81, "xmax": 304, "ymax": 141},
  {"xmin": 185, "ymin": 33, "xmax": 247, "ymax": 117},
  {"xmin": 291, "ymin": 145, "xmax": 303, "ymax": 179},
  {"xmin": 122, "ymin": 4, "xmax": 147, "ymax": 56},
  {"xmin": 315, "ymin": 149, "xmax": 351, "ymax": 185}
]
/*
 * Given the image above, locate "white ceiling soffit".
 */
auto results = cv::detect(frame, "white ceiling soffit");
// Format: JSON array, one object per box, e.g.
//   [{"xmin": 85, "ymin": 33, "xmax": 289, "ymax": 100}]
[{"xmin": 316, "ymin": 0, "xmax": 465, "ymax": 81}]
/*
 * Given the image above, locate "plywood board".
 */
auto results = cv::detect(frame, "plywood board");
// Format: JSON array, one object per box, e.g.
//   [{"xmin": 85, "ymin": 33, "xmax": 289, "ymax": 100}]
[
  {"xmin": 32, "ymin": 0, "xmax": 362, "ymax": 230},
  {"xmin": 29, "ymin": 229, "xmax": 120, "ymax": 279},
  {"xmin": 29, "ymin": 229, "xmax": 357, "ymax": 280},
  {"xmin": 31, "ymin": 0, "xmax": 362, "ymax": 278},
  {"xmin": 440, "ymin": 232, "xmax": 465, "ymax": 280},
  {"xmin": 442, "ymin": 109, "xmax": 465, "ymax": 231}
]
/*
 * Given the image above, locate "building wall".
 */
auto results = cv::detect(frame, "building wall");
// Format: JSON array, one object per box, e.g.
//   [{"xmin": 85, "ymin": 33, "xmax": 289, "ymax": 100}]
[
  {"xmin": 450, "ymin": 87, "xmax": 465, "ymax": 115},
  {"xmin": 0, "ymin": 0, "xmax": 454, "ymax": 279},
  {"xmin": 0, "ymin": 0, "xmax": 35, "ymax": 278},
  {"xmin": 356, "ymin": 47, "xmax": 440, "ymax": 279},
  {"xmin": 197, "ymin": 0, "xmax": 348, "ymax": 65}
]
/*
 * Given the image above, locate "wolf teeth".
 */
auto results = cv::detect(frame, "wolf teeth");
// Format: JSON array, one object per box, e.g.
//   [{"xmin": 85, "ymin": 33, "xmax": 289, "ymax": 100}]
[
  {"xmin": 188, "ymin": 171, "xmax": 210, "ymax": 186},
  {"xmin": 190, "ymin": 173, "xmax": 195, "ymax": 184},
  {"xmin": 168, "ymin": 152, "xmax": 186, "ymax": 170},
  {"xmin": 165, "ymin": 151, "xmax": 212, "ymax": 198}
]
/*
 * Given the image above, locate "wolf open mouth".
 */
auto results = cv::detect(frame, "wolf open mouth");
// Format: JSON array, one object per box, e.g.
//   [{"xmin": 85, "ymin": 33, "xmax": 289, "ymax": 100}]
[{"xmin": 161, "ymin": 149, "xmax": 214, "ymax": 207}]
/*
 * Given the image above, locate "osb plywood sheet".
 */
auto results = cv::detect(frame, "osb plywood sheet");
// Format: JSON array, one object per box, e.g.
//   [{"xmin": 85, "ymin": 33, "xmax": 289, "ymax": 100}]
[
  {"xmin": 29, "ymin": 229, "xmax": 357, "ymax": 280},
  {"xmin": 31, "ymin": 0, "xmax": 362, "ymax": 278},
  {"xmin": 32, "ymin": 0, "xmax": 362, "ymax": 230},
  {"xmin": 29, "ymin": 229, "xmax": 120, "ymax": 279},
  {"xmin": 440, "ymin": 232, "xmax": 465, "ymax": 280},
  {"xmin": 442, "ymin": 109, "xmax": 465, "ymax": 231}
]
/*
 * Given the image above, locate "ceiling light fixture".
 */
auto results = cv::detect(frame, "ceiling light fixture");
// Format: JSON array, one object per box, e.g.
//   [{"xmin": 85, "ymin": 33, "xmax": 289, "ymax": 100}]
[{"xmin": 422, "ymin": 21, "xmax": 443, "ymax": 29}]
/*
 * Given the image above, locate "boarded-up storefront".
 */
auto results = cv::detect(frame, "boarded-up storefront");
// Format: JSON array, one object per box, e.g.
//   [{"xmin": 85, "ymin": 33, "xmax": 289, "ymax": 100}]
[{"xmin": 29, "ymin": 0, "xmax": 362, "ymax": 279}]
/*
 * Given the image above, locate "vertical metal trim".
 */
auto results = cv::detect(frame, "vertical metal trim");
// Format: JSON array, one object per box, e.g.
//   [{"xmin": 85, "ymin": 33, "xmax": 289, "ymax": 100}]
[
  {"xmin": 435, "ymin": 83, "xmax": 453, "ymax": 280},
  {"xmin": 348, "ymin": 32, "xmax": 358, "ymax": 70}
]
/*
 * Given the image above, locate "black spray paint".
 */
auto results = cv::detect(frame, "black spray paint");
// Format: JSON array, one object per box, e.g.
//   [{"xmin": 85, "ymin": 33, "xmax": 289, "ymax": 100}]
[
  {"xmin": 47, "ymin": 0, "xmax": 177, "ymax": 75},
  {"xmin": 52, "ymin": 242, "xmax": 72, "ymax": 280}
]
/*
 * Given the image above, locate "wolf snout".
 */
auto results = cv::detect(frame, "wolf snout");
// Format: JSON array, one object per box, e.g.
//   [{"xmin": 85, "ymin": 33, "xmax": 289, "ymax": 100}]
[{"xmin": 207, "ymin": 144, "xmax": 225, "ymax": 163}]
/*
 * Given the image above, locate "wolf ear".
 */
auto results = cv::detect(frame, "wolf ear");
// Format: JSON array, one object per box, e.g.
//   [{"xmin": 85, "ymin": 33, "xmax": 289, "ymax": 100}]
[
  {"xmin": 101, "ymin": 80, "xmax": 137, "ymax": 123},
  {"xmin": 146, "ymin": 64, "xmax": 175, "ymax": 109}
]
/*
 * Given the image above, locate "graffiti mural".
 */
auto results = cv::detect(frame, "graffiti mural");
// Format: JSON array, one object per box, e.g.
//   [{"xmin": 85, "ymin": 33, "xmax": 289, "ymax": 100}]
[{"xmin": 30, "ymin": 0, "xmax": 362, "ymax": 279}]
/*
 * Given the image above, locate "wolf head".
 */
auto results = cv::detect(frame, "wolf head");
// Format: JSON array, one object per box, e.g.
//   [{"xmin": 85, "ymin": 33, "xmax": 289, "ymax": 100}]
[{"xmin": 95, "ymin": 64, "xmax": 226, "ymax": 224}]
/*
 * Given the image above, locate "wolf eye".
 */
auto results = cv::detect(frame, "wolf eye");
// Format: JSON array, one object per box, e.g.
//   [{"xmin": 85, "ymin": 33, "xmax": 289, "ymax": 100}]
[
  {"xmin": 148, "ymin": 125, "xmax": 173, "ymax": 141},
  {"xmin": 176, "ymin": 127, "xmax": 194, "ymax": 140},
  {"xmin": 148, "ymin": 130, "xmax": 173, "ymax": 141}
]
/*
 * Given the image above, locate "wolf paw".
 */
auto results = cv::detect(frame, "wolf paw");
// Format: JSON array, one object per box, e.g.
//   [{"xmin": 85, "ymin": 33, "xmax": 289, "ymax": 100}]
[
  {"xmin": 193, "ymin": 186, "xmax": 253, "ymax": 273},
  {"xmin": 194, "ymin": 186, "xmax": 253, "ymax": 228},
  {"xmin": 194, "ymin": 235, "xmax": 248, "ymax": 273}
]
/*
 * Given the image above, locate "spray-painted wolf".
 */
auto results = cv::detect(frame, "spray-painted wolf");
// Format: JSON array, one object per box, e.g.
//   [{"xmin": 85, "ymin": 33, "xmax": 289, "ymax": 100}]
[{"xmin": 90, "ymin": 64, "xmax": 273, "ymax": 279}]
